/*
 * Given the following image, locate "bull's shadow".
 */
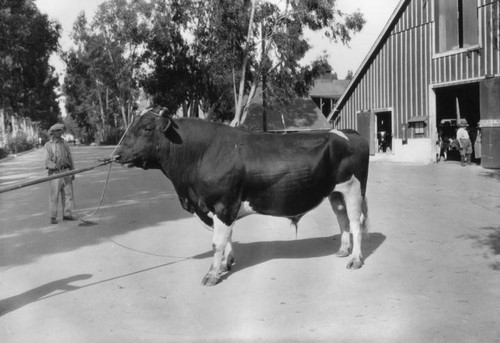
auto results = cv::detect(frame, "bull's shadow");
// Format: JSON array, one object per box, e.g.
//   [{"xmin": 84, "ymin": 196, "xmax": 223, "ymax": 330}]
[{"xmin": 192, "ymin": 232, "xmax": 386, "ymax": 279}]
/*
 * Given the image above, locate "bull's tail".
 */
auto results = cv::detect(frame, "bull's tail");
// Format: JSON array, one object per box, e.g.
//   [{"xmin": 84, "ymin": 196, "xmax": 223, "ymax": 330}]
[{"xmin": 360, "ymin": 196, "xmax": 369, "ymax": 233}]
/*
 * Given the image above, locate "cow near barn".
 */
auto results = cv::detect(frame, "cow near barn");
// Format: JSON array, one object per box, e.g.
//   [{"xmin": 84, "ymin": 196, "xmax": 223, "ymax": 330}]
[{"xmin": 114, "ymin": 109, "xmax": 370, "ymax": 286}]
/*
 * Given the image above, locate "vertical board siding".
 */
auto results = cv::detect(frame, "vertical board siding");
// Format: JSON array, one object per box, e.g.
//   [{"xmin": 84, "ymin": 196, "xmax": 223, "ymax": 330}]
[{"xmin": 337, "ymin": 0, "xmax": 500, "ymax": 136}]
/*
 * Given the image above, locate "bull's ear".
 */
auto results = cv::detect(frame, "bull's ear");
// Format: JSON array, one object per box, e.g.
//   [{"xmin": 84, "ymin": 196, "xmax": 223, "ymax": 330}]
[{"xmin": 159, "ymin": 108, "xmax": 172, "ymax": 132}]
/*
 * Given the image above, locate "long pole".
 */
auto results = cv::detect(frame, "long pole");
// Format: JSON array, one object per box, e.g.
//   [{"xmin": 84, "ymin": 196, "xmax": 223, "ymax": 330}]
[{"xmin": 0, "ymin": 161, "xmax": 113, "ymax": 194}]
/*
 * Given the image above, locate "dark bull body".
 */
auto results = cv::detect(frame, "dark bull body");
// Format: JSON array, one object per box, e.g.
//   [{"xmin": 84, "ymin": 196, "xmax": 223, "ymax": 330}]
[{"xmin": 114, "ymin": 110, "xmax": 370, "ymax": 286}]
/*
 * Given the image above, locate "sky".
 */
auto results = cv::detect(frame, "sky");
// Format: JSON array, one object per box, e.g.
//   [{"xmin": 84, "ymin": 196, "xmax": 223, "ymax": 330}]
[{"xmin": 35, "ymin": 0, "xmax": 401, "ymax": 90}]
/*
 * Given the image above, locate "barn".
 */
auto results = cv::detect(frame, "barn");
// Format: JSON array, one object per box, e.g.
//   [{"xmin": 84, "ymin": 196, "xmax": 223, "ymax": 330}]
[
  {"xmin": 308, "ymin": 72, "xmax": 350, "ymax": 119},
  {"xmin": 328, "ymin": 0, "xmax": 500, "ymax": 168}
]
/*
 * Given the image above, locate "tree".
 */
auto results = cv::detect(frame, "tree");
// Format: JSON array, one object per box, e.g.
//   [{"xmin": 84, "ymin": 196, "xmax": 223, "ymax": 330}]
[
  {"xmin": 140, "ymin": 0, "xmax": 202, "ymax": 117},
  {"xmin": 140, "ymin": 0, "xmax": 364, "ymax": 127},
  {"xmin": 0, "ymin": 0, "xmax": 61, "ymax": 129},
  {"xmin": 64, "ymin": 0, "xmax": 153, "ymax": 143},
  {"xmin": 62, "ymin": 50, "xmax": 101, "ymax": 144},
  {"xmin": 186, "ymin": 0, "xmax": 365, "ymax": 127}
]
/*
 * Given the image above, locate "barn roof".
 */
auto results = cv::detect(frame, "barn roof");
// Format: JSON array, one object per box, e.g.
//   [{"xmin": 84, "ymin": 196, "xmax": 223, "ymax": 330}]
[
  {"xmin": 240, "ymin": 90, "xmax": 331, "ymax": 132},
  {"xmin": 327, "ymin": 0, "xmax": 410, "ymax": 122},
  {"xmin": 309, "ymin": 76, "xmax": 350, "ymax": 99}
]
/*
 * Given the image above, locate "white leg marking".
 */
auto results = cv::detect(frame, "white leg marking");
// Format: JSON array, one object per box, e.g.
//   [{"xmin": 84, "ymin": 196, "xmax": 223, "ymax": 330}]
[
  {"xmin": 222, "ymin": 229, "xmax": 234, "ymax": 272},
  {"xmin": 333, "ymin": 176, "xmax": 364, "ymax": 269},
  {"xmin": 201, "ymin": 215, "xmax": 234, "ymax": 286},
  {"xmin": 329, "ymin": 193, "xmax": 351, "ymax": 257}
]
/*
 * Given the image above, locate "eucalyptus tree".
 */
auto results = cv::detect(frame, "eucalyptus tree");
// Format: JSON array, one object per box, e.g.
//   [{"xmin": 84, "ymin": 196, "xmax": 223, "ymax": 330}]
[
  {"xmin": 142, "ymin": 0, "xmax": 364, "ymax": 127},
  {"xmin": 0, "ymin": 0, "xmax": 61, "ymax": 131},
  {"xmin": 64, "ymin": 0, "xmax": 153, "ymax": 143}
]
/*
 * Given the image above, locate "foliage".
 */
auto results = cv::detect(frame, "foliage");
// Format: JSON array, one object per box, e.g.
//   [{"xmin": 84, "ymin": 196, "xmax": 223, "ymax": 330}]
[
  {"xmin": 63, "ymin": 0, "xmax": 153, "ymax": 144},
  {"xmin": 4, "ymin": 132, "xmax": 34, "ymax": 154},
  {"xmin": 63, "ymin": 0, "xmax": 365, "ymax": 136},
  {"xmin": 0, "ymin": 148, "xmax": 8, "ymax": 159},
  {"xmin": 0, "ymin": 0, "xmax": 61, "ymax": 129},
  {"xmin": 139, "ymin": 0, "xmax": 364, "ymax": 126},
  {"xmin": 140, "ymin": 0, "xmax": 201, "ymax": 116}
]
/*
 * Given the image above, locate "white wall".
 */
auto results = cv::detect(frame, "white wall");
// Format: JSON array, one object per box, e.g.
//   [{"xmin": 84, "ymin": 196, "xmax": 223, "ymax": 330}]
[{"xmin": 392, "ymin": 138, "xmax": 433, "ymax": 164}]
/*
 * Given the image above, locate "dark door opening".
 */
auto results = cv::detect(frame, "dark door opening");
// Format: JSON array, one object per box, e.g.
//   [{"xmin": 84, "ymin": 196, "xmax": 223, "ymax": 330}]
[
  {"xmin": 376, "ymin": 111, "xmax": 392, "ymax": 153},
  {"xmin": 435, "ymin": 82, "xmax": 480, "ymax": 161}
]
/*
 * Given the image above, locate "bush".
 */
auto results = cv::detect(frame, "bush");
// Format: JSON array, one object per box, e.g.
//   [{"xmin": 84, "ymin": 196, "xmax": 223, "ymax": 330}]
[
  {"xmin": 5, "ymin": 133, "xmax": 34, "ymax": 154},
  {"xmin": 0, "ymin": 148, "xmax": 8, "ymax": 159}
]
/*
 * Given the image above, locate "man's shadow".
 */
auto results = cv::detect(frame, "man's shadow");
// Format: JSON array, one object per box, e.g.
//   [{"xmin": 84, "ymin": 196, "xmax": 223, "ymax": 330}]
[
  {"xmin": 193, "ymin": 232, "xmax": 386, "ymax": 281},
  {"xmin": 0, "ymin": 274, "xmax": 92, "ymax": 316}
]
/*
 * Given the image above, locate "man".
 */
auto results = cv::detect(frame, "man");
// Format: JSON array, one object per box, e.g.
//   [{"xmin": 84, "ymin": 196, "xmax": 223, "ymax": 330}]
[
  {"xmin": 44, "ymin": 123, "xmax": 77, "ymax": 224},
  {"xmin": 456, "ymin": 119, "xmax": 472, "ymax": 166}
]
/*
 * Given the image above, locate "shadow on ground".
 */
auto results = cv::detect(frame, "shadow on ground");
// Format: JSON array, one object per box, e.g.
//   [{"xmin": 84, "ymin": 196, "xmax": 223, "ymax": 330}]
[
  {"xmin": 192, "ymin": 232, "xmax": 386, "ymax": 283},
  {"xmin": 461, "ymin": 226, "xmax": 500, "ymax": 271},
  {"xmin": 0, "ymin": 147, "xmax": 191, "ymax": 268},
  {"xmin": 480, "ymin": 169, "xmax": 500, "ymax": 182},
  {"xmin": 0, "ymin": 274, "xmax": 92, "ymax": 316}
]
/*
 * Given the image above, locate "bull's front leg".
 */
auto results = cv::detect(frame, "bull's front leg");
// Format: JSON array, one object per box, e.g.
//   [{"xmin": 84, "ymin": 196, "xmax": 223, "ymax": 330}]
[
  {"xmin": 201, "ymin": 216, "xmax": 234, "ymax": 286},
  {"xmin": 221, "ymin": 230, "xmax": 235, "ymax": 272}
]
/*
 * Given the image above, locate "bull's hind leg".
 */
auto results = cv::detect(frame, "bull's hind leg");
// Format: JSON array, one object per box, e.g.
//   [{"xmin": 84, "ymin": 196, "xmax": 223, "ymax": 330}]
[
  {"xmin": 202, "ymin": 215, "xmax": 234, "ymax": 286},
  {"xmin": 334, "ymin": 176, "xmax": 364, "ymax": 270},
  {"xmin": 329, "ymin": 192, "xmax": 351, "ymax": 257}
]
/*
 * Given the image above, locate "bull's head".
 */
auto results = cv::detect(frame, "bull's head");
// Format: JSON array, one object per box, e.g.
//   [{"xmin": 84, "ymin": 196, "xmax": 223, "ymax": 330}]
[{"xmin": 113, "ymin": 108, "xmax": 172, "ymax": 170}]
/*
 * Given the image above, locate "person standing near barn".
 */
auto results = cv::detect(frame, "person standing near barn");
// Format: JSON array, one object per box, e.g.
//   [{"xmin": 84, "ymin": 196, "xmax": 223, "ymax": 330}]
[
  {"xmin": 474, "ymin": 127, "xmax": 482, "ymax": 164},
  {"xmin": 456, "ymin": 119, "xmax": 472, "ymax": 166},
  {"xmin": 44, "ymin": 123, "xmax": 77, "ymax": 224}
]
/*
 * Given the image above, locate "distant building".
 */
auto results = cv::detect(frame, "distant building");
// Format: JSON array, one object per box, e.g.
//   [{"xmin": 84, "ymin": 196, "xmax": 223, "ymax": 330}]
[
  {"xmin": 241, "ymin": 89, "xmax": 331, "ymax": 132},
  {"xmin": 328, "ymin": 0, "xmax": 500, "ymax": 168},
  {"xmin": 309, "ymin": 73, "xmax": 349, "ymax": 119}
]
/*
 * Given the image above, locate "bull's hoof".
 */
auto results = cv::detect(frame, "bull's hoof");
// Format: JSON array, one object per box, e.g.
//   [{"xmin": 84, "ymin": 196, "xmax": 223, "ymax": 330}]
[
  {"xmin": 336, "ymin": 248, "xmax": 350, "ymax": 258},
  {"xmin": 346, "ymin": 257, "xmax": 363, "ymax": 270},
  {"xmin": 201, "ymin": 273, "xmax": 220, "ymax": 286}
]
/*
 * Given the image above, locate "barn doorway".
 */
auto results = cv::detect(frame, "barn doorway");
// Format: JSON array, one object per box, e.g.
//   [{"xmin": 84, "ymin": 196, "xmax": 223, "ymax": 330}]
[
  {"xmin": 375, "ymin": 111, "xmax": 392, "ymax": 153},
  {"xmin": 435, "ymin": 82, "xmax": 480, "ymax": 161}
]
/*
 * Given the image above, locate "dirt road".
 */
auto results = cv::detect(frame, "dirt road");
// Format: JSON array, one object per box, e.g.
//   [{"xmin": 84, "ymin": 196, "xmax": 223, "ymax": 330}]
[{"xmin": 1, "ymin": 147, "xmax": 499, "ymax": 342}]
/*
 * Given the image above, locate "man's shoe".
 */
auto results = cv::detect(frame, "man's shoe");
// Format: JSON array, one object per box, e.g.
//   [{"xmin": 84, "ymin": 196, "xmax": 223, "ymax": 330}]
[
  {"xmin": 63, "ymin": 215, "xmax": 77, "ymax": 221},
  {"xmin": 50, "ymin": 217, "xmax": 58, "ymax": 224}
]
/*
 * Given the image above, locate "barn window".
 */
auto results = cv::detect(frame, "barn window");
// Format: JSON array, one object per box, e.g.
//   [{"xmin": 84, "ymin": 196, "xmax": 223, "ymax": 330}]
[
  {"xmin": 413, "ymin": 121, "xmax": 425, "ymax": 135},
  {"xmin": 408, "ymin": 116, "xmax": 429, "ymax": 137},
  {"xmin": 435, "ymin": 0, "xmax": 479, "ymax": 53}
]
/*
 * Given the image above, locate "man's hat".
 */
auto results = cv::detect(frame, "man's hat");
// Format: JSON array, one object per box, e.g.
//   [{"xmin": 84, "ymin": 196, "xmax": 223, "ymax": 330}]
[
  {"xmin": 459, "ymin": 119, "xmax": 468, "ymax": 127},
  {"xmin": 49, "ymin": 123, "xmax": 65, "ymax": 133}
]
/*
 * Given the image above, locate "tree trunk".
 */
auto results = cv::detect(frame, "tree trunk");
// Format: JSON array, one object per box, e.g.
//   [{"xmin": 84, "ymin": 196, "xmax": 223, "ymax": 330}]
[
  {"xmin": 0, "ymin": 107, "xmax": 6, "ymax": 148},
  {"xmin": 120, "ymin": 101, "xmax": 127, "ymax": 128},
  {"xmin": 230, "ymin": 0, "xmax": 256, "ymax": 127},
  {"xmin": 99, "ymin": 97, "xmax": 107, "ymax": 142}
]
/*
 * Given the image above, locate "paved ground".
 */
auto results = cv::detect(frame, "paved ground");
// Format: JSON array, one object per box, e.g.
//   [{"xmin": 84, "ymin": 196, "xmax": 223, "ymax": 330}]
[{"xmin": 1, "ymin": 146, "xmax": 499, "ymax": 342}]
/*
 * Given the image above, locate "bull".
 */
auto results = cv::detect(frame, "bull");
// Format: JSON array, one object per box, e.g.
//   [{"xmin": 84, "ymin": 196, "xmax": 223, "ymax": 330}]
[{"xmin": 114, "ymin": 109, "xmax": 369, "ymax": 286}]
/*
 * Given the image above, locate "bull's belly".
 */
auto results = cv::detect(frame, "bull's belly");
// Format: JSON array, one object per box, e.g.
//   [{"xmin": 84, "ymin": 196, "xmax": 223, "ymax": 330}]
[{"xmin": 242, "ymin": 190, "xmax": 328, "ymax": 218}]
